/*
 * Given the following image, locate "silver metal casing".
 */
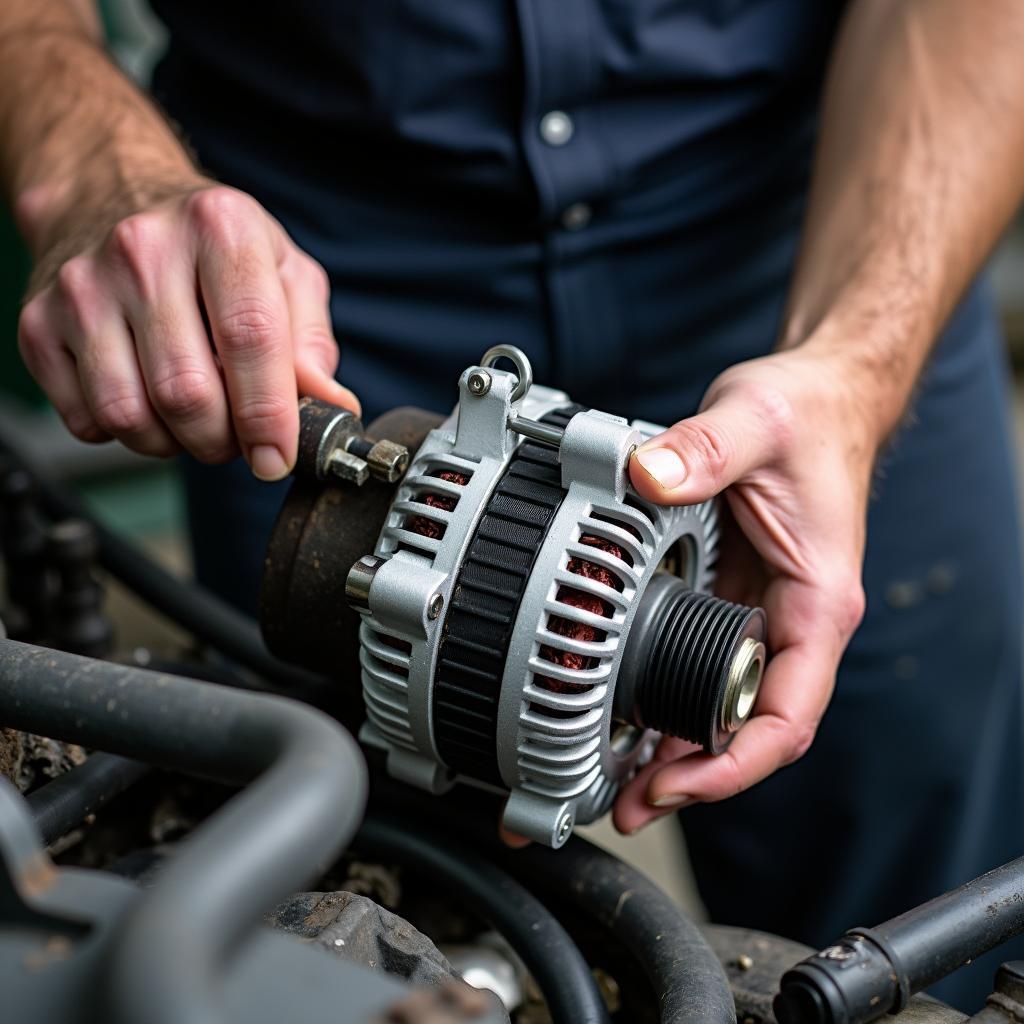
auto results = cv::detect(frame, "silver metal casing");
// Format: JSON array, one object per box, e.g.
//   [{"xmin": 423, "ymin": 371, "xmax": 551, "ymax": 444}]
[{"xmin": 355, "ymin": 354, "xmax": 718, "ymax": 846}]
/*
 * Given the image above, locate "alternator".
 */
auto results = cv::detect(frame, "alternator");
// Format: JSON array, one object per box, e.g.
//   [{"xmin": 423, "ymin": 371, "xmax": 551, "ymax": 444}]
[{"xmin": 261, "ymin": 346, "xmax": 766, "ymax": 847}]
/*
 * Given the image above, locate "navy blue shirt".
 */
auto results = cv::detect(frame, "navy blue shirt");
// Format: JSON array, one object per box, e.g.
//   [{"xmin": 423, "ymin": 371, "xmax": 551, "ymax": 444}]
[{"xmin": 151, "ymin": 1, "xmax": 850, "ymax": 423}]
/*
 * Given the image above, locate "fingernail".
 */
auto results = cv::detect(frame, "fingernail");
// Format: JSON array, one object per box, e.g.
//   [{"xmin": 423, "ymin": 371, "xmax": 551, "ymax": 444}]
[
  {"xmin": 648, "ymin": 793, "xmax": 693, "ymax": 809},
  {"xmin": 250, "ymin": 445, "xmax": 289, "ymax": 482},
  {"xmin": 635, "ymin": 447, "xmax": 687, "ymax": 489}
]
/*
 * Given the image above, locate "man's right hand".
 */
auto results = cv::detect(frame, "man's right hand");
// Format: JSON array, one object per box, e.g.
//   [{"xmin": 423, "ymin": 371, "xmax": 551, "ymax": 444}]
[{"xmin": 17, "ymin": 181, "xmax": 359, "ymax": 480}]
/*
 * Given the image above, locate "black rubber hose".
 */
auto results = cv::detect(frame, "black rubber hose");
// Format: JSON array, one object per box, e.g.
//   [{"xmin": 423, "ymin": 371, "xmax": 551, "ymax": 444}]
[
  {"xmin": 357, "ymin": 813, "xmax": 612, "ymax": 1024},
  {"xmin": 776, "ymin": 855, "xmax": 1024, "ymax": 1024},
  {"xmin": 27, "ymin": 658, "xmax": 266, "ymax": 846},
  {"xmin": 508, "ymin": 837, "xmax": 736, "ymax": 1024},
  {"xmin": 0, "ymin": 637, "xmax": 367, "ymax": 1024},
  {"xmin": 27, "ymin": 752, "xmax": 149, "ymax": 845},
  {"xmin": 0, "ymin": 430, "xmax": 331, "ymax": 701}
]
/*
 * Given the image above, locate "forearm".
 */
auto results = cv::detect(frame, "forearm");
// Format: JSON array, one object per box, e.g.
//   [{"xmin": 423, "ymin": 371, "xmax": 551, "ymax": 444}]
[
  {"xmin": 780, "ymin": 0, "xmax": 1024, "ymax": 440},
  {"xmin": 0, "ymin": 2, "xmax": 198, "ymax": 267}
]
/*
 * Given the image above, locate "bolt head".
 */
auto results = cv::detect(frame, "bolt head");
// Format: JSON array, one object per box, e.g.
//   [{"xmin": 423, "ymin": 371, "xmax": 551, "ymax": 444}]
[
  {"xmin": 428, "ymin": 593, "xmax": 444, "ymax": 620},
  {"xmin": 557, "ymin": 813, "xmax": 573, "ymax": 841},
  {"xmin": 366, "ymin": 439, "xmax": 410, "ymax": 483},
  {"xmin": 467, "ymin": 370, "xmax": 492, "ymax": 396},
  {"xmin": 346, "ymin": 554, "xmax": 385, "ymax": 609}
]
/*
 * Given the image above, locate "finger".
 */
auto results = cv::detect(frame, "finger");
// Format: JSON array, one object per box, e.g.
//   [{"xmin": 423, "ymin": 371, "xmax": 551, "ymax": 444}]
[
  {"xmin": 613, "ymin": 755, "xmax": 686, "ymax": 834},
  {"xmin": 128, "ymin": 270, "xmax": 238, "ymax": 463},
  {"xmin": 18, "ymin": 296, "xmax": 108, "ymax": 443},
  {"xmin": 629, "ymin": 386, "xmax": 781, "ymax": 506},
  {"xmin": 192, "ymin": 192, "xmax": 298, "ymax": 480},
  {"xmin": 46, "ymin": 259, "xmax": 178, "ymax": 457},
  {"xmin": 611, "ymin": 738, "xmax": 702, "ymax": 835},
  {"xmin": 643, "ymin": 637, "xmax": 835, "ymax": 808},
  {"xmin": 280, "ymin": 252, "xmax": 361, "ymax": 415},
  {"xmin": 70, "ymin": 315, "xmax": 180, "ymax": 458}
]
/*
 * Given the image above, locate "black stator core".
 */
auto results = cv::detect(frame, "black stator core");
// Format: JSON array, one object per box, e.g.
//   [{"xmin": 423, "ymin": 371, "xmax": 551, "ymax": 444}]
[{"xmin": 431, "ymin": 406, "xmax": 583, "ymax": 784}]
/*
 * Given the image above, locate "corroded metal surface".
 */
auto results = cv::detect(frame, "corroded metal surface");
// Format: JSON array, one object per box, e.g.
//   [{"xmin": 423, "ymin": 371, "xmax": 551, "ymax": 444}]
[
  {"xmin": 268, "ymin": 889, "xmax": 456, "ymax": 988},
  {"xmin": 260, "ymin": 406, "xmax": 442, "ymax": 684},
  {"xmin": 0, "ymin": 727, "xmax": 85, "ymax": 794}
]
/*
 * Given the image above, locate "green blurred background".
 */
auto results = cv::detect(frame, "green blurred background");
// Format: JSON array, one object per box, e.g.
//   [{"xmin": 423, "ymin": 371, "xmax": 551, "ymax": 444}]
[{"xmin": 0, "ymin": 1, "xmax": 183, "ymax": 539}]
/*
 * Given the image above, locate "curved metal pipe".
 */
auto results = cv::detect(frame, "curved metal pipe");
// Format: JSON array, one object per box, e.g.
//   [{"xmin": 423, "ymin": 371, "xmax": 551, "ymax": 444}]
[{"xmin": 0, "ymin": 638, "xmax": 367, "ymax": 1024}]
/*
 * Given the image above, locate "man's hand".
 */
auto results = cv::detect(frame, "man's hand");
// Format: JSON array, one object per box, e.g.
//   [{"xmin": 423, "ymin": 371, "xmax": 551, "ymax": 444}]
[
  {"xmin": 613, "ymin": 347, "xmax": 874, "ymax": 834},
  {"xmin": 0, "ymin": 4, "xmax": 357, "ymax": 479},
  {"xmin": 18, "ymin": 181, "xmax": 359, "ymax": 479},
  {"xmin": 612, "ymin": 0, "xmax": 1024, "ymax": 832}
]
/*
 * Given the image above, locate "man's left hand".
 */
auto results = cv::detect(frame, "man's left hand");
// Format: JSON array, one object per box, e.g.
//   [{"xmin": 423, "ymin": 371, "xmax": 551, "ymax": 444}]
[{"xmin": 613, "ymin": 346, "xmax": 876, "ymax": 834}]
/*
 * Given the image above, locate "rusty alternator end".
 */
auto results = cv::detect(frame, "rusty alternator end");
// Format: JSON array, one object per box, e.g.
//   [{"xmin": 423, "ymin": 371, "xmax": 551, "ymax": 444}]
[{"xmin": 261, "ymin": 346, "xmax": 767, "ymax": 847}]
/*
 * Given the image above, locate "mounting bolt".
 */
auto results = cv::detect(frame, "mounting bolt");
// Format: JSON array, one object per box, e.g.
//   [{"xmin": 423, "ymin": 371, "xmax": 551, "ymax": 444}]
[
  {"xmin": 428, "ymin": 592, "xmax": 445, "ymax": 620},
  {"xmin": 346, "ymin": 555, "xmax": 385, "ymax": 609},
  {"xmin": 365, "ymin": 439, "xmax": 410, "ymax": 483},
  {"xmin": 467, "ymin": 369, "xmax": 492, "ymax": 397},
  {"xmin": 344, "ymin": 435, "xmax": 410, "ymax": 483},
  {"xmin": 556, "ymin": 812, "xmax": 573, "ymax": 844}
]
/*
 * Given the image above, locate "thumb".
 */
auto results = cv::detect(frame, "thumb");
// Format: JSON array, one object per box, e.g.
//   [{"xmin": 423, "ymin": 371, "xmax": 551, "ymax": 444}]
[
  {"xmin": 295, "ymin": 345, "xmax": 362, "ymax": 417},
  {"xmin": 629, "ymin": 388, "xmax": 775, "ymax": 505},
  {"xmin": 280, "ymin": 253, "xmax": 363, "ymax": 417}
]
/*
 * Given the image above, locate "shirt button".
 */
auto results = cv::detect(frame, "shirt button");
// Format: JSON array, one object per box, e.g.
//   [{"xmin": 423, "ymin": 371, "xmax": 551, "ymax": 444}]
[
  {"xmin": 539, "ymin": 110, "xmax": 574, "ymax": 146},
  {"xmin": 561, "ymin": 203, "xmax": 592, "ymax": 230}
]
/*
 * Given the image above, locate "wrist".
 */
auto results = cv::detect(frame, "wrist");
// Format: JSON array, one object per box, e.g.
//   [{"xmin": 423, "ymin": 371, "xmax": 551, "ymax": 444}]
[
  {"xmin": 779, "ymin": 304, "xmax": 934, "ymax": 450},
  {"xmin": 5, "ymin": 30, "xmax": 202, "ymax": 261},
  {"xmin": 17, "ymin": 158, "xmax": 208, "ymax": 298},
  {"xmin": 15, "ymin": 151, "xmax": 203, "ymax": 258}
]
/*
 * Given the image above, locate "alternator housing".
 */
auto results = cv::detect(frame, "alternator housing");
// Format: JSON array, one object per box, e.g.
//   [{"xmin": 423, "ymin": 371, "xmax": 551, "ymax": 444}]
[{"xmin": 348, "ymin": 348, "xmax": 741, "ymax": 846}]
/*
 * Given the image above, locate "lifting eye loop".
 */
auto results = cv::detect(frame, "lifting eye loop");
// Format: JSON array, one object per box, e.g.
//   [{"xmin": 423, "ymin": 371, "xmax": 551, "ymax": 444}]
[{"xmin": 481, "ymin": 344, "xmax": 533, "ymax": 403}]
